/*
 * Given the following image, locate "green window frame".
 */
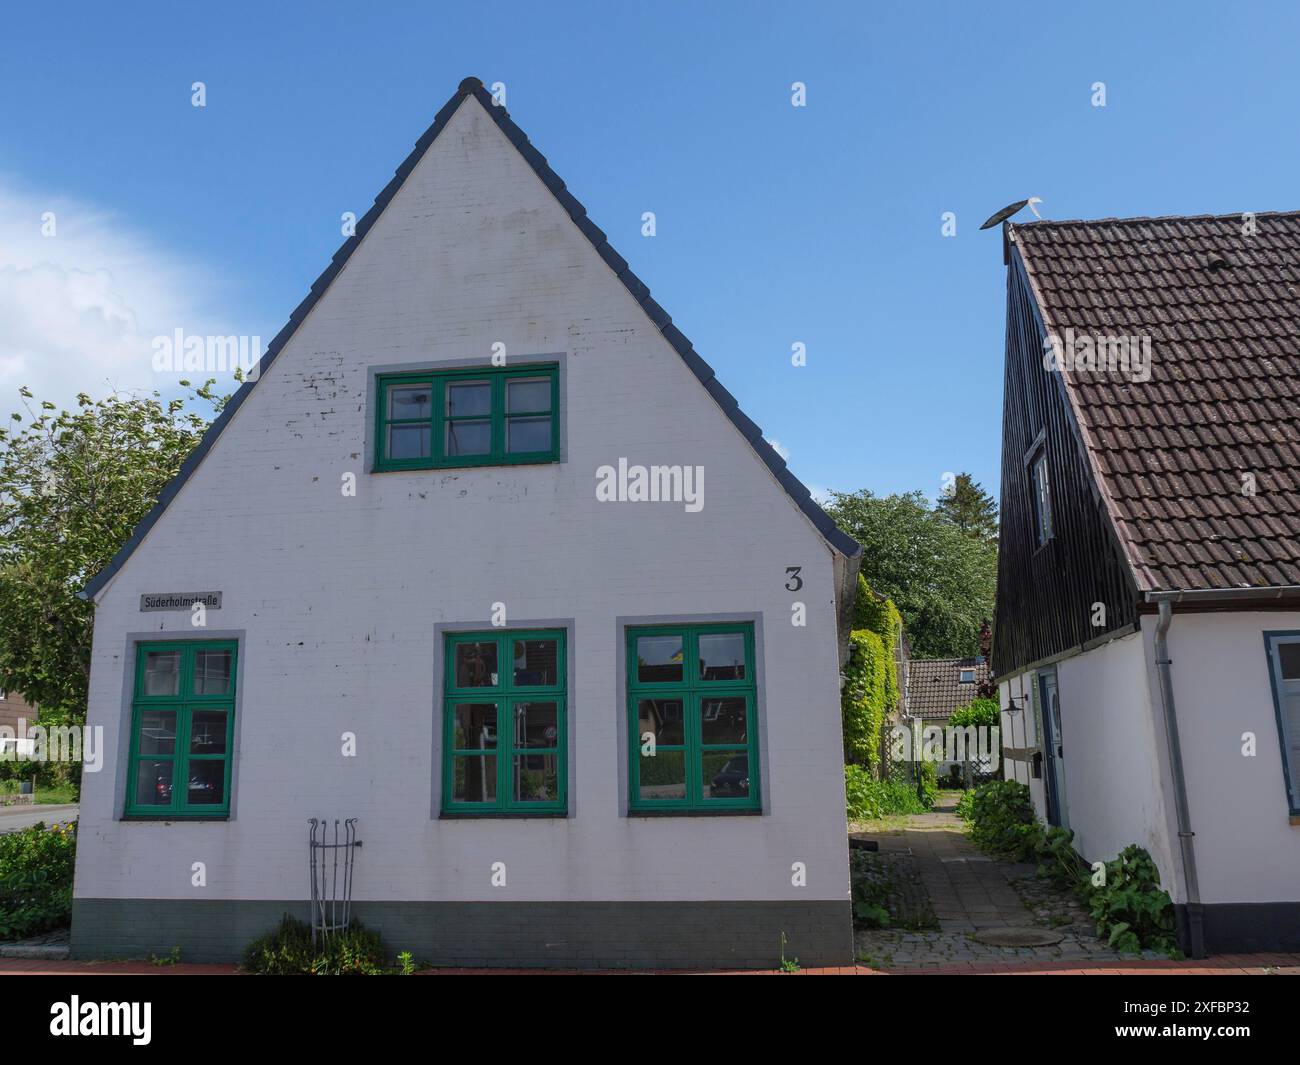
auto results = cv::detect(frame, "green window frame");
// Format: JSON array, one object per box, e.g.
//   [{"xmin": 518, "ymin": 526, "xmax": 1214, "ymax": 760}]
[
  {"xmin": 375, "ymin": 363, "xmax": 560, "ymax": 471},
  {"xmin": 126, "ymin": 639, "xmax": 238, "ymax": 819},
  {"xmin": 627, "ymin": 623, "xmax": 760, "ymax": 813},
  {"xmin": 442, "ymin": 629, "xmax": 567, "ymax": 816}
]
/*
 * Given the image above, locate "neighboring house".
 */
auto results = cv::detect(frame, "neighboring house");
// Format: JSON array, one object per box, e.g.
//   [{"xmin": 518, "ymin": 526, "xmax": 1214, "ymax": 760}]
[
  {"xmin": 0, "ymin": 691, "xmax": 37, "ymax": 759},
  {"xmin": 904, "ymin": 657, "xmax": 989, "ymax": 778},
  {"xmin": 70, "ymin": 78, "xmax": 863, "ymax": 968},
  {"xmin": 991, "ymin": 211, "xmax": 1300, "ymax": 956}
]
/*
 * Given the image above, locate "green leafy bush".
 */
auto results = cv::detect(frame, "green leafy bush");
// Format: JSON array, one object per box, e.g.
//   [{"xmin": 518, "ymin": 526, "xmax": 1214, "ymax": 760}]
[
  {"xmin": 948, "ymin": 697, "xmax": 999, "ymax": 730},
  {"xmin": 842, "ymin": 577, "xmax": 902, "ymax": 769},
  {"xmin": 965, "ymin": 780, "xmax": 1039, "ymax": 860},
  {"xmin": 0, "ymin": 820, "xmax": 76, "ymax": 940},
  {"xmin": 242, "ymin": 915, "xmax": 387, "ymax": 975},
  {"xmin": 955, "ymin": 789, "xmax": 975, "ymax": 822},
  {"xmin": 1088, "ymin": 845, "xmax": 1178, "ymax": 954},
  {"xmin": 845, "ymin": 764, "xmax": 928, "ymax": 820},
  {"xmin": 1037, "ymin": 824, "xmax": 1087, "ymax": 886}
]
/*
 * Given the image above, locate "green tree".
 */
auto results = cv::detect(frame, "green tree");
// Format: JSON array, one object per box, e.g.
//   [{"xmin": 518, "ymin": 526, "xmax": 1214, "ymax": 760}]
[
  {"xmin": 936, "ymin": 472, "xmax": 998, "ymax": 544},
  {"xmin": 826, "ymin": 489, "xmax": 996, "ymax": 659},
  {"xmin": 0, "ymin": 382, "xmax": 226, "ymax": 723}
]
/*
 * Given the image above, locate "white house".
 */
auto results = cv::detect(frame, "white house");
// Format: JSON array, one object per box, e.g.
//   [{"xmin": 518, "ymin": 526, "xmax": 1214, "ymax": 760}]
[
  {"xmin": 70, "ymin": 77, "xmax": 862, "ymax": 968},
  {"xmin": 992, "ymin": 212, "xmax": 1300, "ymax": 956}
]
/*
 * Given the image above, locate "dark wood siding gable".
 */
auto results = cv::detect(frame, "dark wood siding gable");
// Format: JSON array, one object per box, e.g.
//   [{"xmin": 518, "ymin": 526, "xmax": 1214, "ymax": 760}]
[{"xmin": 991, "ymin": 249, "xmax": 1139, "ymax": 676}]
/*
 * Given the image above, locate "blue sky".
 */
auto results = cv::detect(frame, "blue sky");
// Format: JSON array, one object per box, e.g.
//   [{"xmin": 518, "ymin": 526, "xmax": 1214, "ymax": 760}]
[{"xmin": 2, "ymin": 0, "xmax": 1296, "ymax": 503}]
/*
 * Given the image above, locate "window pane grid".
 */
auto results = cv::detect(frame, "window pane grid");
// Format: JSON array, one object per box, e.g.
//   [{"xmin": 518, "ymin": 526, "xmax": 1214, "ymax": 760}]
[
  {"xmin": 446, "ymin": 636, "xmax": 564, "ymax": 695},
  {"xmin": 628, "ymin": 626, "xmax": 759, "ymax": 811},
  {"xmin": 443, "ymin": 631, "xmax": 566, "ymax": 814},
  {"xmin": 377, "ymin": 366, "xmax": 559, "ymax": 470},
  {"xmin": 127, "ymin": 642, "xmax": 236, "ymax": 818}
]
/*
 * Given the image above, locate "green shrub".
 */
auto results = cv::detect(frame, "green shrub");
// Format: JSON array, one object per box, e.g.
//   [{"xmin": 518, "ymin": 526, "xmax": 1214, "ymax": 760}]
[
  {"xmin": 0, "ymin": 820, "xmax": 76, "ymax": 940},
  {"xmin": 242, "ymin": 915, "xmax": 387, "ymax": 975},
  {"xmin": 1037, "ymin": 824, "xmax": 1088, "ymax": 886},
  {"xmin": 949, "ymin": 697, "xmax": 999, "ymax": 730},
  {"xmin": 845, "ymin": 764, "xmax": 928, "ymax": 820},
  {"xmin": 1087, "ymin": 845, "xmax": 1178, "ymax": 954},
  {"xmin": 955, "ymin": 789, "xmax": 975, "ymax": 822},
  {"xmin": 965, "ymin": 780, "xmax": 1039, "ymax": 860},
  {"xmin": 842, "ymin": 577, "xmax": 902, "ymax": 770}
]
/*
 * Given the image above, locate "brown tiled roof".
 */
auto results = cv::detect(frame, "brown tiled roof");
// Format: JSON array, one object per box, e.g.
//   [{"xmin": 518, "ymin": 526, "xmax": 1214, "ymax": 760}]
[
  {"xmin": 908, "ymin": 658, "xmax": 988, "ymax": 720},
  {"xmin": 1013, "ymin": 212, "xmax": 1300, "ymax": 592}
]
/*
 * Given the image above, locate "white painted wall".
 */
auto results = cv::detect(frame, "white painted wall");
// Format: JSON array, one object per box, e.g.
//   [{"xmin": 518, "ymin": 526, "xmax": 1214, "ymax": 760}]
[
  {"xmin": 1143, "ymin": 610, "xmax": 1300, "ymax": 905},
  {"xmin": 999, "ymin": 637, "xmax": 1179, "ymax": 899},
  {"xmin": 998, "ymin": 612, "xmax": 1300, "ymax": 908},
  {"xmin": 73, "ymin": 95, "xmax": 849, "ymax": 906},
  {"xmin": 1054, "ymin": 631, "xmax": 1180, "ymax": 892}
]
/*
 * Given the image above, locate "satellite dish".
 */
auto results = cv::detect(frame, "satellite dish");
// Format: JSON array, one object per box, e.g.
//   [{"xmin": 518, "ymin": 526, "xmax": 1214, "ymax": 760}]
[{"xmin": 980, "ymin": 197, "xmax": 1043, "ymax": 230}]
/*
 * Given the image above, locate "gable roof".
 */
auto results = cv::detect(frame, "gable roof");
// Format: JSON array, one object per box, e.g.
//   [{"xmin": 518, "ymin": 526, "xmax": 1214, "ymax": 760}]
[
  {"xmin": 907, "ymin": 657, "xmax": 987, "ymax": 720},
  {"xmin": 81, "ymin": 77, "xmax": 858, "ymax": 600},
  {"xmin": 1012, "ymin": 211, "xmax": 1300, "ymax": 593}
]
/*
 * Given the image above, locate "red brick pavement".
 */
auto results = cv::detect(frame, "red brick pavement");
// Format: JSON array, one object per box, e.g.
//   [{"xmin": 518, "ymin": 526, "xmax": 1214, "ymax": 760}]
[{"xmin": 1, "ymin": 954, "xmax": 1298, "ymax": 976}]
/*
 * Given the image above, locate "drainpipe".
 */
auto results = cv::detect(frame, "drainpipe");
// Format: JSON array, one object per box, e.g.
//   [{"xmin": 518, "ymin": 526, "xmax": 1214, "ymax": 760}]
[{"xmin": 1152, "ymin": 598, "xmax": 1205, "ymax": 958}]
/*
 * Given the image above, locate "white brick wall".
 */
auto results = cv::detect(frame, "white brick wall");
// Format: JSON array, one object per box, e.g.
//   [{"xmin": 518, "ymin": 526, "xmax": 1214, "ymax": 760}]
[{"xmin": 74, "ymin": 97, "xmax": 850, "ymax": 906}]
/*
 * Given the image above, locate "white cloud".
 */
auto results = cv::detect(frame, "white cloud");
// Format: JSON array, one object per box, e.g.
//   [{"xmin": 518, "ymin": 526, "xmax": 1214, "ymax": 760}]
[{"xmin": 0, "ymin": 182, "xmax": 251, "ymax": 416}]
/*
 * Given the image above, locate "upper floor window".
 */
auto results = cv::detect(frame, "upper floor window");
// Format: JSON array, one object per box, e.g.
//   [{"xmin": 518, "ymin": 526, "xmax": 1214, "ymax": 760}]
[
  {"xmin": 375, "ymin": 363, "xmax": 559, "ymax": 471},
  {"xmin": 959, "ymin": 669, "xmax": 976, "ymax": 684},
  {"xmin": 1030, "ymin": 448, "xmax": 1053, "ymax": 547},
  {"xmin": 126, "ymin": 640, "xmax": 237, "ymax": 819},
  {"xmin": 627, "ymin": 623, "xmax": 760, "ymax": 813}
]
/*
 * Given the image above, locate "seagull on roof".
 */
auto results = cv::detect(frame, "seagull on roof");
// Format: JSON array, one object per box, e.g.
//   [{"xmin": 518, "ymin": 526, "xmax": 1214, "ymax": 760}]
[{"xmin": 979, "ymin": 197, "xmax": 1043, "ymax": 230}]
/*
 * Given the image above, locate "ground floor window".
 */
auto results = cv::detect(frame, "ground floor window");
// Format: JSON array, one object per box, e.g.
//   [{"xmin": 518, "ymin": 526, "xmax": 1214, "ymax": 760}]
[
  {"xmin": 627, "ymin": 622, "xmax": 760, "ymax": 812},
  {"xmin": 442, "ymin": 629, "xmax": 567, "ymax": 815},
  {"xmin": 1264, "ymin": 632, "xmax": 1300, "ymax": 813},
  {"xmin": 126, "ymin": 640, "xmax": 237, "ymax": 818}
]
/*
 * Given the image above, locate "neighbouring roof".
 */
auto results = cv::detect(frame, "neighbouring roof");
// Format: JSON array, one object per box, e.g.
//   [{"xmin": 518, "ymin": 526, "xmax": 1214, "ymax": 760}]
[
  {"xmin": 908, "ymin": 657, "xmax": 988, "ymax": 720},
  {"xmin": 81, "ymin": 77, "xmax": 859, "ymax": 600},
  {"xmin": 0, "ymin": 691, "xmax": 37, "ymax": 731},
  {"xmin": 1013, "ymin": 212, "xmax": 1300, "ymax": 592}
]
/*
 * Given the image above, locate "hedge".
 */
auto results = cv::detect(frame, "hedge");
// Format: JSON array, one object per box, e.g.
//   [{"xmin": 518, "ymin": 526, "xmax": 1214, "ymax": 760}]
[{"xmin": 842, "ymin": 575, "xmax": 902, "ymax": 772}]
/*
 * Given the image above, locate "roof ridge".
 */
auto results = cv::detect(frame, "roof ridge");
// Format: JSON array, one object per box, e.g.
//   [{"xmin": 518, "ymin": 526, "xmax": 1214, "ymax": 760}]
[
  {"xmin": 1013, "ymin": 208, "xmax": 1300, "ymax": 230},
  {"xmin": 82, "ymin": 77, "xmax": 858, "ymax": 599}
]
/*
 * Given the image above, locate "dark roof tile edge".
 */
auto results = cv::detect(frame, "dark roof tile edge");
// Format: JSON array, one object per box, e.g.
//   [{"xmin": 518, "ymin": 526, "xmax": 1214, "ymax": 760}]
[{"xmin": 81, "ymin": 77, "xmax": 857, "ymax": 600}]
